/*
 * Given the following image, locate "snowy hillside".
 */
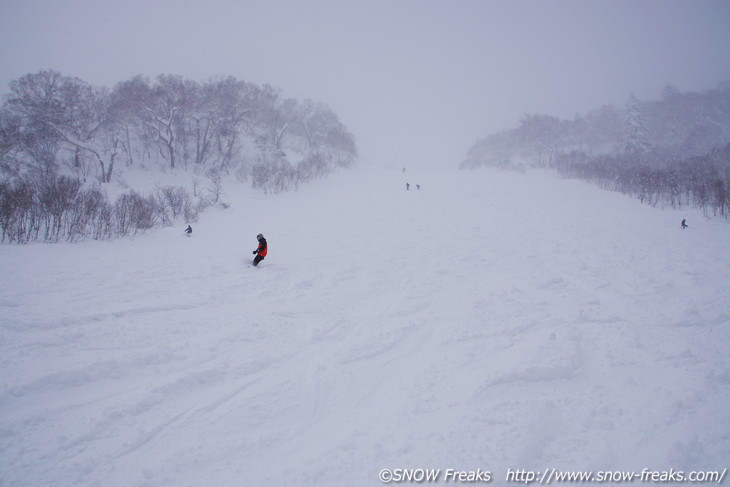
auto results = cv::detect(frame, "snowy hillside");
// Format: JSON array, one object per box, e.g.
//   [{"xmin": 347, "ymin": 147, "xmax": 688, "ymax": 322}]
[{"xmin": 1, "ymin": 164, "xmax": 729, "ymax": 486}]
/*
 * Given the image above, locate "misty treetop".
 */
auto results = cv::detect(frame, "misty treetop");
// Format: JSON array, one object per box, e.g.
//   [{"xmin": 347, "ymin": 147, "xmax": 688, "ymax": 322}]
[
  {"xmin": 0, "ymin": 70, "xmax": 358, "ymax": 190},
  {"xmin": 462, "ymin": 83, "xmax": 730, "ymax": 218}
]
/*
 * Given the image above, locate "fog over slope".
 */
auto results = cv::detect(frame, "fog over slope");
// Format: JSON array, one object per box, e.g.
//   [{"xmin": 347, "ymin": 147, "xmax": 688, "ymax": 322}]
[{"xmin": 1, "ymin": 163, "xmax": 728, "ymax": 486}]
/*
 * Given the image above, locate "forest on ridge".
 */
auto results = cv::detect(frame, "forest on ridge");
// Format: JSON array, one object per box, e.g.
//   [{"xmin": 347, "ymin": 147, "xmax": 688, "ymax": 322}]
[
  {"xmin": 462, "ymin": 83, "xmax": 730, "ymax": 218},
  {"xmin": 0, "ymin": 70, "xmax": 357, "ymax": 242}
]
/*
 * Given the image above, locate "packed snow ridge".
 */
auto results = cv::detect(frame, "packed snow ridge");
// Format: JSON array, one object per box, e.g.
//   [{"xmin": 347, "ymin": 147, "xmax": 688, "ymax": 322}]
[{"xmin": 1, "ymin": 164, "xmax": 729, "ymax": 487}]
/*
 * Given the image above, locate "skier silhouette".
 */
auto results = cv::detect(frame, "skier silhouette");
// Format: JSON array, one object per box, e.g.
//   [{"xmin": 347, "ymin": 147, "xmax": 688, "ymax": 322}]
[
  {"xmin": 681, "ymin": 219, "xmax": 688, "ymax": 229},
  {"xmin": 184, "ymin": 225, "xmax": 192, "ymax": 236}
]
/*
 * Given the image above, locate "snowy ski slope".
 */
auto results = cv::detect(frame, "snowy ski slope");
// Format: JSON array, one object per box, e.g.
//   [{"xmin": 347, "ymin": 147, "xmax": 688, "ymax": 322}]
[{"xmin": 1, "ymin": 164, "xmax": 729, "ymax": 486}]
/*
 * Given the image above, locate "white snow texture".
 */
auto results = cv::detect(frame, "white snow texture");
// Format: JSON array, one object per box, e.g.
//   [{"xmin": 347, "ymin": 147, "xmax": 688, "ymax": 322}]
[{"xmin": 1, "ymin": 165, "xmax": 729, "ymax": 486}]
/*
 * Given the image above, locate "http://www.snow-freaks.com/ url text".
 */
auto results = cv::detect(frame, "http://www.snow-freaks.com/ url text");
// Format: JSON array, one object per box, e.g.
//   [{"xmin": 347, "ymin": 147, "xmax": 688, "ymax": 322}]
[{"xmin": 378, "ymin": 467, "xmax": 728, "ymax": 484}]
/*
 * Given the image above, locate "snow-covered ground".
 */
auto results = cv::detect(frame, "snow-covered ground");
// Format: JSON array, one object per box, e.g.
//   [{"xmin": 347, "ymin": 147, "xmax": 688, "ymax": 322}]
[{"xmin": 1, "ymin": 164, "xmax": 729, "ymax": 486}]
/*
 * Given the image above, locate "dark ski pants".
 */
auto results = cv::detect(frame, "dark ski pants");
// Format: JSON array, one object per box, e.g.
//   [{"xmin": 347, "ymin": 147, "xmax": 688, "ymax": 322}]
[{"xmin": 253, "ymin": 255, "xmax": 265, "ymax": 266}]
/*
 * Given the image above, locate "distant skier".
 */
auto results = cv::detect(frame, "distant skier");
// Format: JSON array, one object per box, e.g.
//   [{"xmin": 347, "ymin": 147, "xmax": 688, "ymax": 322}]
[
  {"xmin": 416, "ymin": 184, "xmax": 421, "ymax": 190},
  {"xmin": 681, "ymin": 219, "xmax": 688, "ymax": 229},
  {"xmin": 184, "ymin": 225, "xmax": 192, "ymax": 236},
  {"xmin": 406, "ymin": 182, "xmax": 410, "ymax": 191},
  {"xmin": 252, "ymin": 233, "xmax": 268, "ymax": 266}
]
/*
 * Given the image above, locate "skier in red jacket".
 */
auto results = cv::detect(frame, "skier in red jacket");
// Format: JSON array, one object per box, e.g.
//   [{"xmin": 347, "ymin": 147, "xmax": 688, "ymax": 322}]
[{"xmin": 252, "ymin": 233, "xmax": 268, "ymax": 266}]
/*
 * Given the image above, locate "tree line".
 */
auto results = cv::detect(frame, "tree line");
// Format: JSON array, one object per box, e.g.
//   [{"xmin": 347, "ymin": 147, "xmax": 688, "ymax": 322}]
[
  {"xmin": 1, "ymin": 70, "xmax": 357, "ymax": 188},
  {"xmin": 0, "ymin": 174, "xmax": 221, "ymax": 243},
  {"xmin": 461, "ymin": 83, "xmax": 730, "ymax": 218},
  {"xmin": 0, "ymin": 70, "xmax": 358, "ymax": 242}
]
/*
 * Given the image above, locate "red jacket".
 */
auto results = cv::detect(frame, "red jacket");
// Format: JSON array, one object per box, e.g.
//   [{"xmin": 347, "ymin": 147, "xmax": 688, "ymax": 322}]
[{"xmin": 256, "ymin": 238, "xmax": 268, "ymax": 257}]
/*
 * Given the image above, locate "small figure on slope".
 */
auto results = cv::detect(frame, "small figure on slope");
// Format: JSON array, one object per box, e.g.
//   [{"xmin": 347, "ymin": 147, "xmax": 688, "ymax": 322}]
[
  {"xmin": 252, "ymin": 233, "xmax": 268, "ymax": 266},
  {"xmin": 184, "ymin": 225, "xmax": 193, "ymax": 236},
  {"xmin": 681, "ymin": 219, "xmax": 688, "ymax": 229}
]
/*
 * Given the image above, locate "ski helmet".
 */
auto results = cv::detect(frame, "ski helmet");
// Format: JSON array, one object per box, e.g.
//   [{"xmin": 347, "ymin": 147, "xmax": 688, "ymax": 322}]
[{"xmin": 257, "ymin": 233, "xmax": 264, "ymax": 239}]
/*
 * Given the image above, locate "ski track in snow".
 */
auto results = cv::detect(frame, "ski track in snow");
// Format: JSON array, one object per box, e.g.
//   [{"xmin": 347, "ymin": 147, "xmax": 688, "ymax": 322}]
[{"xmin": 1, "ymin": 165, "xmax": 729, "ymax": 486}]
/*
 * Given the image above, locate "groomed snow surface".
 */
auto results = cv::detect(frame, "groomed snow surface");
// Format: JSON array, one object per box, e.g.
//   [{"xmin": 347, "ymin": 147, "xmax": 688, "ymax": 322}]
[{"xmin": 1, "ymin": 164, "xmax": 729, "ymax": 486}]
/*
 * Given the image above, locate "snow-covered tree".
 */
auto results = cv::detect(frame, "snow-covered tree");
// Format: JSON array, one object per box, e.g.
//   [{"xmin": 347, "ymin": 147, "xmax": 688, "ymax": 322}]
[
  {"xmin": 622, "ymin": 93, "xmax": 651, "ymax": 158},
  {"xmin": 5, "ymin": 70, "xmax": 121, "ymax": 182}
]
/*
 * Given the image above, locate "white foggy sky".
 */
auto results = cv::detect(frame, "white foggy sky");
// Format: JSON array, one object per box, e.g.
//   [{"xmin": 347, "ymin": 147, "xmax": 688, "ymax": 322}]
[{"xmin": 1, "ymin": 0, "xmax": 729, "ymax": 169}]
